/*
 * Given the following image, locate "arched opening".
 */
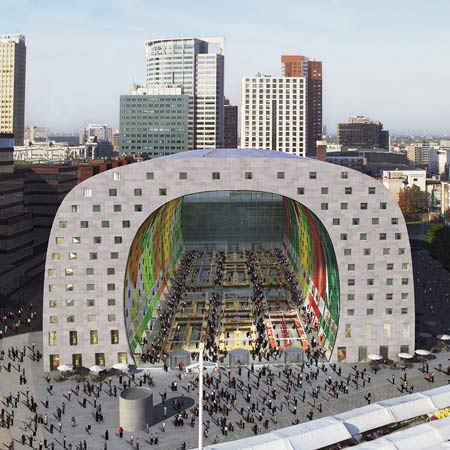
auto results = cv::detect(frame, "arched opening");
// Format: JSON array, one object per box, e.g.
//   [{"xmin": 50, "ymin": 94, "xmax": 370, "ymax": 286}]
[{"xmin": 124, "ymin": 190, "xmax": 339, "ymax": 365}]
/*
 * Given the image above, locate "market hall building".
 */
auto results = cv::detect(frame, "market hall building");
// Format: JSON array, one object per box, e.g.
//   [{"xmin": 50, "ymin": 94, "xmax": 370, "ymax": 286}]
[{"xmin": 42, "ymin": 149, "xmax": 414, "ymax": 371}]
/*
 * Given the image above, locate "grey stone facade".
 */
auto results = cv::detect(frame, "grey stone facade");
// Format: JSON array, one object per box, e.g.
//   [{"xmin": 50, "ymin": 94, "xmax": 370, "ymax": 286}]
[{"xmin": 42, "ymin": 149, "xmax": 415, "ymax": 371}]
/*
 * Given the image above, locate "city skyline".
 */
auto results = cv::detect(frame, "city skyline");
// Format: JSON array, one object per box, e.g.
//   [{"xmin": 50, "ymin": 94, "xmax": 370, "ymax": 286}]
[{"xmin": 2, "ymin": 0, "xmax": 450, "ymax": 135}]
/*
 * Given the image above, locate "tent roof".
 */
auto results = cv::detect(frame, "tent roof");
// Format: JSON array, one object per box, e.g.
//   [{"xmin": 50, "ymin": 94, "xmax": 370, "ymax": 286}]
[
  {"xmin": 422, "ymin": 385, "xmax": 450, "ymax": 410},
  {"xmin": 378, "ymin": 393, "xmax": 437, "ymax": 421}
]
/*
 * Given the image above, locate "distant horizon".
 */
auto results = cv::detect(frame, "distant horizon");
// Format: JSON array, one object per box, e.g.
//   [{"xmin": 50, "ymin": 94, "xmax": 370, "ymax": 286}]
[{"xmin": 2, "ymin": 0, "xmax": 450, "ymax": 136}]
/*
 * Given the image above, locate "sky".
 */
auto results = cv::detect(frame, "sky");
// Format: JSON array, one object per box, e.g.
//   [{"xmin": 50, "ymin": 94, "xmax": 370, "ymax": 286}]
[{"xmin": 2, "ymin": 0, "xmax": 450, "ymax": 135}]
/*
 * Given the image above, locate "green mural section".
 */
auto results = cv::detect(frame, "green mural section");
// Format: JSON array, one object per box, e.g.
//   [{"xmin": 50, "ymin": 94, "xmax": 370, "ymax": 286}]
[
  {"xmin": 283, "ymin": 198, "xmax": 340, "ymax": 358},
  {"xmin": 124, "ymin": 198, "xmax": 184, "ymax": 353}
]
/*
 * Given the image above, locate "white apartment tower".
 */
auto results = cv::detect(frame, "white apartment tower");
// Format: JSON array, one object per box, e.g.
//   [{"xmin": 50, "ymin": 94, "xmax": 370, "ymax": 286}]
[
  {"xmin": 145, "ymin": 38, "xmax": 224, "ymax": 150},
  {"xmin": 0, "ymin": 35, "xmax": 26, "ymax": 146},
  {"xmin": 241, "ymin": 75, "xmax": 307, "ymax": 156}
]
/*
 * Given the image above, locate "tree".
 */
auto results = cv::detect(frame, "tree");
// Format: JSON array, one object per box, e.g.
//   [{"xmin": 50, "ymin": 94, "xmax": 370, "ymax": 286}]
[
  {"xmin": 444, "ymin": 208, "xmax": 450, "ymax": 223},
  {"xmin": 398, "ymin": 184, "xmax": 425, "ymax": 220}
]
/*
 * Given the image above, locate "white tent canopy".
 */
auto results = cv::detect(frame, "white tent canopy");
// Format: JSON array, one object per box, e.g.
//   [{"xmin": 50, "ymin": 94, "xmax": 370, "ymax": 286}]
[
  {"xmin": 351, "ymin": 438, "xmax": 397, "ymax": 450},
  {"xmin": 272, "ymin": 417, "xmax": 351, "ymax": 450},
  {"xmin": 378, "ymin": 393, "xmax": 437, "ymax": 421},
  {"xmin": 384, "ymin": 423, "xmax": 443, "ymax": 449},
  {"xmin": 335, "ymin": 403, "xmax": 395, "ymax": 434},
  {"xmin": 422, "ymin": 385, "xmax": 450, "ymax": 410}
]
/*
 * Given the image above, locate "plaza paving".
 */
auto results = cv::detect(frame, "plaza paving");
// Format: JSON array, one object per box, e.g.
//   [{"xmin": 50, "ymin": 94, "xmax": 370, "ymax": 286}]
[{"xmin": 1, "ymin": 246, "xmax": 450, "ymax": 450}]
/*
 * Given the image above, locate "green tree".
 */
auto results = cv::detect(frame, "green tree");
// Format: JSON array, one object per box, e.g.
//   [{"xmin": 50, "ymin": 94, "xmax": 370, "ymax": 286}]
[{"xmin": 398, "ymin": 184, "xmax": 425, "ymax": 220}]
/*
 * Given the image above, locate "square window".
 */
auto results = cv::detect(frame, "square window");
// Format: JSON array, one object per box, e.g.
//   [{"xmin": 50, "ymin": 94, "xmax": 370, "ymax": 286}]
[
  {"xmin": 372, "ymin": 218, "xmax": 379, "ymax": 225},
  {"xmin": 277, "ymin": 172, "xmax": 285, "ymax": 179},
  {"xmin": 66, "ymin": 315, "xmax": 75, "ymax": 323},
  {"xmin": 179, "ymin": 172, "xmax": 187, "ymax": 180},
  {"xmin": 387, "ymin": 263, "xmax": 394, "ymax": 270},
  {"xmin": 66, "ymin": 299, "xmax": 75, "ymax": 307},
  {"xmin": 401, "ymin": 308, "xmax": 408, "ymax": 315},
  {"xmin": 348, "ymin": 264, "xmax": 355, "ymax": 271},
  {"xmin": 386, "ymin": 308, "xmax": 393, "ymax": 315},
  {"xmin": 113, "ymin": 172, "xmax": 121, "ymax": 181},
  {"xmin": 56, "ymin": 237, "xmax": 64, "ymax": 245},
  {"xmin": 134, "ymin": 188, "xmax": 142, "ymax": 196},
  {"xmin": 366, "ymin": 309, "xmax": 374, "ymax": 316},
  {"xmin": 363, "ymin": 249, "xmax": 371, "ymax": 256},
  {"xmin": 368, "ymin": 187, "xmax": 376, "ymax": 194},
  {"xmin": 391, "ymin": 218, "xmax": 399, "ymax": 225},
  {"xmin": 93, "ymin": 236, "xmax": 101, "ymax": 244},
  {"xmin": 80, "ymin": 221, "xmax": 88, "ymax": 229},
  {"xmin": 367, "ymin": 263, "xmax": 374, "ymax": 270},
  {"xmin": 102, "ymin": 221, "xmax": 110, "ymax": 228},
  {"xmin": 340, "ymin": 203, "xmax": 348, "ymax": 210},
  {"xmin": 332, "ymin": 218, "xmax": 340, "ymax": 225},
  {"xmin": 109, "ymin": 189, "xmax": 117, "ymax": 196},
  {"xmin": 345, "ymin": 187, "xmax": 352, "ymax": 194},
  {"xmin": 360, "ymin": 233, "xmax": 367, "ymax": 240},
  {"xmin": 83, "ymin": 189, "xmax": 92, "ymax": 197},
  {"xmin": 321, "ymin": 187, "xmax": 328, "ymax": 194},
  {"xmin": 360, "ymin": 202, "xmax": 368, "ymax": 210},
  {"xmin": 386, "ymin": 293, "xmax": 393, "ymax": 300},
  {"xmin": 59, "ymin": 221, "xmax": 67, "ymax": 228},
  {"xmin": 402, "ymin": 263, "xmax": 409, "ymax": 270},
  {"xmin": 379, "ymin": 233, "xmax": 387, "ymax": 240},
  {"xmin": 367, "ymin": 293, "xmax": 374, "ymax": 301},
  {"xmin": 347, "ymin": 309, "xmax": 354, "ymax": 316},
  {"xmin": 49, "ymin": 300, "xmax": 57, "ymax": 308},
  {"xmin": 108, "ymin": 314, "xmax": 117, "ymax": 322},
  {"xmin": 341, "ymin": 171, "xmax": 348, "ymax": 179},
  {"xmin": 159, "ymin": 188, "xmax": 167, "ymax": 196},
  {"xmin": 401, "ymin": 293, "xmax": 409, "ymax": 300},
  {"xmin": 212, "ymin": 172, "xmax": 220, "ymax": 180},
  {"xmin": 107, "ymin": 298, "xmax": 116, "ymax": 306},
  {"xmin": 49, "ymin": 316, "xmax": 58, "ymax": 323},
  {"xmin": 107, "ymin": 268, "xmax": 115, "ymax": 275},
  {"xmin": 107, "ymin": 283, "xmax": 115, "ymax": 291},
  {"xmin": 52, "ymin": 253, "xmax": 60, "ymax": 261},
  {"xmin": 65, "ymin": 268, "xmax": 73, "ymax": 276},
  {"xmin": 367, "ymin": 278, "xmax": 374, "ymax": 285},
  {"xmin": 134, "ymin": 204, "xmax": 142, "ymax": 212},
  {"xmin": 89, "ymin": 252, "xmax": 98, "ymax": 260},
  {"xmin": 86, "ymin": 268, "xmax": 94, "ymax": 275},
  {"xmin": 87, "ymin": 283, "xmax": 95, "ymax": 291},
  {"xmin": 146, "ymin": 172, "xmax": 154, "ymax": 180},
  {"xmin": 111, "ymin": 252, "xmax": 119, "ymax": 259},
  {"xmin": 398, "ymin": 248, "xmax": 405, "ymax": 255},
  {"xmin": 113, "ymin": 204, "xmax": 122, "ymax": 212},
  {"xmin": 321, "ymin": 203, "xmax": 328, "ymax": 210},
  {"xmin": 309, "ymin": 172, "xmax": 317, "ymax": 179},
  {"xmin": 72, "ymin": 237, "xmax": 80, "ymax": 244},
  {"xmin": 386, "ymin": 278, "xmax": 393, "ymax": 285},
  {"xmin": 401, "ymin": 278, "xmax": 409, "ymax": 285},
  {"xmin": 87, "ymin": 315, "xmax": 96, "ymax": 322},
  {"xmin": 340, "ymin": 233, "xmax": 348, "ymax": 240},
  {"xmin": 114, "ymin": 236, "xmax": 122, "ymax": 244},
  {"xmin": 380, "ymin": 202, "xmax": 387, "ymax": 210},
  {"xmin": 395, "ymin": 233, "xmax": 402, "ymax": 240},
  {"xmin": 122, "ymin": 220, "xmax": 130, "ymax": 228},
  {"xmin": 93, "ymin": 204, "xmax": 101, "ymax": 212},
  {"xmin": 344, "ymin": 248, "xmax": 352, "ymax": 256},
  {"xmin": 348, "ymin": 279, "xmax": 355, "ymax": 286},
  {"xmin": 87, "ymin": 299, "xmax": 95, "ymax": 307},
  {"xmin": 245, "ymin": 172, "xmax": 253, "ymax": 179},
  {"xmin": 71, "ymin": 205, "xmax": 80, "ymax": 213},
  {"xmin": 347, "ymin": 294, "xmax": 355, "ymax": 301},
  {"xmin": 297, "ymin": 187, "xmax": 305, "ymax": 195},
  {"xmin": 48, "ymin": 268, "xmax": 56, "ymax": 277},
  {"xmin": 68, "ymin": 252, "xmax": 77, "ymax": 261},
  {"xmin": 352, "ymin": 218, "xmax": 359, "ymax": 225},
  {"xmin": 383, "ymin": 248, "xmax": 390, "ymax": 255}
]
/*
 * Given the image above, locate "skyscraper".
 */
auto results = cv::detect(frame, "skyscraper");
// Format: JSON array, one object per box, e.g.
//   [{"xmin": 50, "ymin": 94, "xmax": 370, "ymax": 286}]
[
  {"xmin": 145, "ymin": 38, "xmax": 224, "ymax": 150},
  {"xmin": 337, "ymin": 116, "xmax": 389, "ymax": 150},
  {"xmin": 0, "ymin": 35, "xmax": 26, "ymax": 146},
  {"xmin": 241, "ymin": 75, "xmax": 307, "ymax": 156},
  {"xmin": 224, "ymin": 98, "xmax": 238, "ymax": 148},
  {"xmin": 281, "ymin": 55, "xmax": 322, "ymax": 157}
]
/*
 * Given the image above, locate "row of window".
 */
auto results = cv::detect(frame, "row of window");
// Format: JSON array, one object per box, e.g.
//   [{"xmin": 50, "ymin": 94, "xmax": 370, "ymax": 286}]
[
  {"xmin": 48, "ymin": 283, "xmax": 117, "ymax": 292},
  {"xmin": 49, "ymin": 315, "xmax": 116, "ymax": 323},
  {"xmin": 48, "ymin": 299, "xmax": 116, "ymax": 308},
  {"xmin": 344, "ymin": 323, "xmax": 410, "ymax": 339},
  {"xmin": 48, "ymin": 267, "xmax": 116, "ymax": 276},
  {"xmin": 48, "ymin": 330, "xmax": 119, "ymax": 346},
  {"xmin": 347, "ymin": 292, "xmax": 409, "ymax": 301},
  {"xmin": 347, "ymin": 263, "xmax": 409, "ymax": 271},
  {"xmin": 340, "ymin": 232, "xmax": 402, "ymax": 240},
  {"xmin": 347, "ymin": 308, "xmax": 408, "ymax": 316},
  {"xmin": 347, "ymin": 278, "xmax": 409, "ymax": 286},
  {"xmin": 51, "ymin": 252, "xmax": 120, "ymax": 260},
  {"xmin": 343, "ymin": 247, "xmax": 406, "ymax": 256}
]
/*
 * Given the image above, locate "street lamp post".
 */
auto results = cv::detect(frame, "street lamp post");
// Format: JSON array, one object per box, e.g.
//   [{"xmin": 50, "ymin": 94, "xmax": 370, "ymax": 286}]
[{"xmin": 198, "ymin": 345, "xmax": 204, "ymax": 450}]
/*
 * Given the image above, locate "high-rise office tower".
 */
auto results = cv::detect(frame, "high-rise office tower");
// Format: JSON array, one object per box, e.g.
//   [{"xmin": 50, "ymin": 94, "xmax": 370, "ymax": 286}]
[
  {"xmin": 0, "ymin": 35, "xmax": 26, "ymax": 146},
  {"xmin": 281, "ymin": 55, "xmax": 322, "ymax": 157},
  {"xmin": 337, "ymin": 116, "xmax": 389, "ymax": 150},
  {"xmin": 241, "ymin": 75, "xmax": 307, "ymax": 156},
  {"xmin": 224, "ymin": 98, "xmax": 238, "ymax": 148},
  {"xmin": 145, "ymin": 38, "xmax": 224, "ymax": 150}
]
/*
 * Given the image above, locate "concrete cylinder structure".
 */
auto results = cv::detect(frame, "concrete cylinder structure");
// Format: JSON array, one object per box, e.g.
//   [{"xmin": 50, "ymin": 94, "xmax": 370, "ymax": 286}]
[{"xmin": 119, "ymin": 387, "xmax": 153, "ymax": 431}]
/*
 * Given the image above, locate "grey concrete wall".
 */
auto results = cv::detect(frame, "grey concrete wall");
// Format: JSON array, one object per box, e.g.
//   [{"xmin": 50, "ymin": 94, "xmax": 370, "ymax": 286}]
[{"xmin": 119, "ymin": 387, "xmax": 153, "ymax": 432}]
